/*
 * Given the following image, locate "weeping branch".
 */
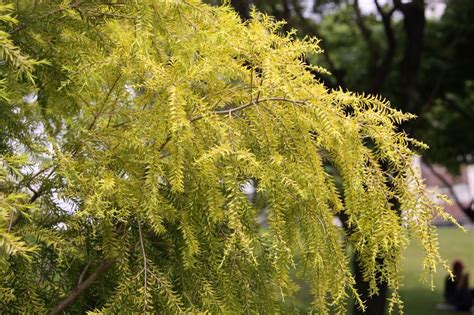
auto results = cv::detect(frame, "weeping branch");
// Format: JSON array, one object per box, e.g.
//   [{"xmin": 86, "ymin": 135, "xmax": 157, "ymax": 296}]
[{"xmin": 155, "ymin": 97, "xmax": 307, "ymax": 154}]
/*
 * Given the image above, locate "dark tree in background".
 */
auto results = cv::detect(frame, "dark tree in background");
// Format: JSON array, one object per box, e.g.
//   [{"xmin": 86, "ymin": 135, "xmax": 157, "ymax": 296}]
[{"xmin": 211, "ymin": 0, "xmax": 474, "ymax": 313}]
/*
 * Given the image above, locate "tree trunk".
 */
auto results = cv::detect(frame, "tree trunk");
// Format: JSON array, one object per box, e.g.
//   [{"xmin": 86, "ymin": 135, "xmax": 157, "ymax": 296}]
[
  {"xmin": 398, "ymin": 0, "xmax": 426, "ymax": 114},
  {"xmin": 230, "ymin": 0, "xmax": 250, "ymax": 20},
  {"xmin": 352, "ymin": 258, "xmax": 389, "ymax": 315}
]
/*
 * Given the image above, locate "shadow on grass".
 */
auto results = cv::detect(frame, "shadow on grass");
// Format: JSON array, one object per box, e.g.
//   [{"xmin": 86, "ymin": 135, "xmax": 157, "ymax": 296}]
[{"xmin": 399, "ymin": 288, "xmax": 471, "ymax": 315}]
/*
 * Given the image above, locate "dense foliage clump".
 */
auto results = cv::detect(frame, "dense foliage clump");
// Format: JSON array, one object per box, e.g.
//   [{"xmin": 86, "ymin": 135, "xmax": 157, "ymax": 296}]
[{"xmin": 0, "ymin": 1, "xmax": 453, "ymax": 313}]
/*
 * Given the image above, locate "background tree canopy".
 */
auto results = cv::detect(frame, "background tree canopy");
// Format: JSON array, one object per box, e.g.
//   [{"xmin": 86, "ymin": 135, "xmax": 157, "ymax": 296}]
[{"xmin": 0, "ymin": 1, "xmax": 456, "ymax": 314}]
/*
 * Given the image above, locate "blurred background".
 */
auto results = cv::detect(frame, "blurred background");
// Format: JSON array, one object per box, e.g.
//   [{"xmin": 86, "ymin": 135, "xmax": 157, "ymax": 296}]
[{"xmin": 206, "ymin": 0, "xmax": 474, "ymax": 313}]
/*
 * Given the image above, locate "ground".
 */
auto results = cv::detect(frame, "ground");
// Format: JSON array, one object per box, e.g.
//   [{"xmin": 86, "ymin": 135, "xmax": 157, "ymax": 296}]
[
  {"xmin": 293, "ymin": 225, "xmax": 474, "ymax": 314},
  {"xmin": 400, "ymin": 226, "xmax": 474, "ymax": 315}
]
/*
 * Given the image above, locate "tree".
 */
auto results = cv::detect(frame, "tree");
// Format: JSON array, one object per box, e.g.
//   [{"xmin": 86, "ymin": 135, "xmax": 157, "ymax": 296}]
[
  {"xmin": 417, "ymin": 0, "xmax": 474, "ymax": 173},
  {"xmin": 1, "ymin": 1, "xmax": 453, "ymax": 313},
  {"xmin": 220, "ymin": 1, "xmax": 425, "ymax": 313},
  {"xmin": 223, "ymin": 1, "xmax": 474, "ymax": 312}
]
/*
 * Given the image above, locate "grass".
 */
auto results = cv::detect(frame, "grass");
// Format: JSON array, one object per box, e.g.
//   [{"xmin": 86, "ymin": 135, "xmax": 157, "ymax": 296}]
[
  {"xmin": 399, "ymin": 226, "xmax": 474, "ymax": 315},
  {"xmin": 292, "ymin": 226, "xmax": 474, "ymax": 314}
]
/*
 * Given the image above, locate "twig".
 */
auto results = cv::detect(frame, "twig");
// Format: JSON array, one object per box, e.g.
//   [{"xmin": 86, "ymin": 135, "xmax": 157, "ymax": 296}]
[
  {"xmin": 7, "ymin": 210, "xmax": 15, "ymax": 232},
  {"xmin": 88, "ymin": 74, "xmax": 122, "ymax": 130},
  {"xmin": 191, "ymin": 97, "xmax": 307, "ymax": 123},
  {"xmin": 138, "ymin": 222, "xmax": 148, "ymax": 312},
  {"xmin": 77, "ymin": 262, "xmax": 91, "ymax": 285}
]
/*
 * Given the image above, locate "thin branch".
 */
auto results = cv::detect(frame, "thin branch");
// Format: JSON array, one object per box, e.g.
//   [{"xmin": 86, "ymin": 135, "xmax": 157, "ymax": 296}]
[
  {"xmin": 255, "ymin": 76, "xmax": 264, "ymax": 104},
  {"xmin": 96, "ymin": 12, "xmax": 135, "ymax": 19},
  {"xmin": 49, "ymin": 259, "xmax": 116, "ymax": 315},
  {"xmin": 249, "ymin": 67, "xmax": 253, "ymax": 104},
  {"xmin": 24, "ymin": 166, "xmax": 50, "ymax": 184},
  {"xmin": 9, "ymin": 165, "xmax": 58, "ymax": 230},
  {"xmin": 28, "ymin": 166, "xmax": 57, "ymax": 204},
  {"xmin": 138, "ymin": 222, "xmax": 148, "ymax": 312},
  {"xmin": 158, "ymin": 135, "xmax": 172, "ymax": 152},
  {"xmin": 155, "ymin": 97, "xmax": 306, "ymax": 153},
  {"xmin": 7, "ymin": 210, "xmax": 15, "ymax": 232},
  {"xmin": 191, "ymin": 97, "xmax": 307, "ymax": 123},
  {"xmin": 88, "ymin": 74, "xmax": 122, "ymax": 130},
  {"xmin": 77, "ymin": 262, "xmax": 91, "ymax": 285},
  {"xmin": 213, "ymin": 100, "xmax": 259, "ymax": 116}
]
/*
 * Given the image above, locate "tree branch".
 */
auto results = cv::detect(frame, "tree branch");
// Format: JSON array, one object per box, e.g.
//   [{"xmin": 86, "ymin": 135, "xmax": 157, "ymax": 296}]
[
  {"xmin": 77, "ymin": 262, "xmax": 91, "ymax": 286},
  {"xmin": 396, "ymin": 0, "xmax": 425, "ymax": 114},
  {"xmin": 371, "ymin": 0, "xmax": 397, "ymax": 93},
  {"xmin": 354, "ymin": 0, "xmax": 379, "ymax": 72},
  {"xmin": 49, "ymin": 259, "xmax": 116, "ymax": 315},
  {"xmin": 354, "ymin": 0, "xmax": 377, "ymax": 54},
  {"xmin": 191, "ymin": 97, "xmax": 307, "ymax": 123},
  {"xmin": 425, "ymin": 160, "xmax": 474, "ymax": 222},
  {"xmin": 151, "ymin": 97, "xmax": 308, "ymax": 153},
  {"xmin": 88, "ymin": 74, "xmax": 122, "ymax": 130},
  {"xmin": 138, "ymin": 222, "xmax": 148, "ymax": 312}
]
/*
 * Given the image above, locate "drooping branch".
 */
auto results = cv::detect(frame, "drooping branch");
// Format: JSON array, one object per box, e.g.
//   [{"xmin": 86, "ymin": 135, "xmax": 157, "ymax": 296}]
[
  {"xmin": 152, "ymin": 97, "xmax": 309, "ymax": 154},
  {"xmin": 88, "ymin": 73, "xmax": 123, "ymax": 130}
]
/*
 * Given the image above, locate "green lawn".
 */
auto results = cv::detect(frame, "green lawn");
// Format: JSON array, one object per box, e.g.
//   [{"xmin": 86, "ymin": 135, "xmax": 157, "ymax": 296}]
[
  {"xmin": 399, "ymin": 226, "xmax": 474, "ymax": 315},
  {"xmin": 293, "ymin": 226, "xmax": 474, "ymax": 314}
]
